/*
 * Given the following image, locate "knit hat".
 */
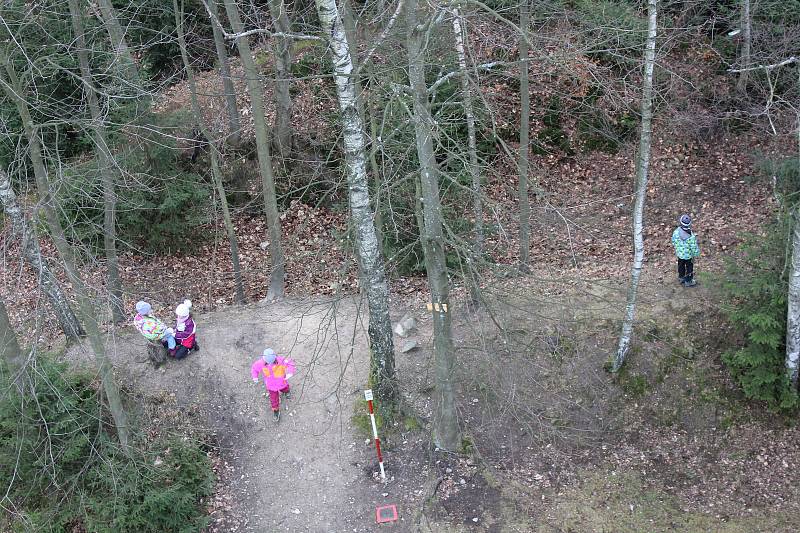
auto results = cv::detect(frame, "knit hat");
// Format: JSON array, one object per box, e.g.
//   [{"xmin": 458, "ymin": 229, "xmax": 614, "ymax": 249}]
[
  {"xmin": 679, "ymin": 214, "xmax": 691, "ymax": 229},
  {"xmin": 135, "ymin": 301, "xmax": 152, "ymax": 315},
  {"xmin": 175, "ymin": 299, "xmax": 192, "ymax": 318},
  {"xmin": 262, "ymin": 348, "xmax": 277, "ymax": 364}
]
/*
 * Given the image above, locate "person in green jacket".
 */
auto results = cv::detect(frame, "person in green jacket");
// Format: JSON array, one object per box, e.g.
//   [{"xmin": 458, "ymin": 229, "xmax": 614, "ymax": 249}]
[{"xmin": 671, "ymin": 214, "xmax": 700, "ymax": 287}]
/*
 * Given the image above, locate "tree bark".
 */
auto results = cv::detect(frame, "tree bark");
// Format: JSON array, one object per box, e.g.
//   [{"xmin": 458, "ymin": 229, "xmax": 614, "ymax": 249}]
[
  {"xmin": 222, "ymin": 0, "xmax": 286, "ymax": 299},
  {"xmin": 96, "ymin": 0, "xmax": 140, "ymax": 87},
  {"xmin": 518, "ymin": 0, "xmax": 531, "ymax": 271},
  {"xmin": 406, "ymin": 0, "xmax": 462, "ymax": 451},
  {"xmin": 207, "ymin": 0, "xmax": 242, "ymax": 146},
  {"xmin": 786, "ymin": 74, "xmax": 800, "ymax": 390},
  {"xmin": 736, "ymin": 0, "xmax": 751, "ymax": 95},
  {"xmin": 69, "ymin": 0, "xmax": 125, "ymax": 324},
  {"xmin": 0, "ymin": 297, "xmax": 24, "ymax": 380},
  {"xmin": 452, "ymin": 9, "xmax": 483, "ymax": 303},
  {"xmin": 0, "ymin": 166, "xmax": 85, "ymax": 340},
  {"xmin": 174, "ymin": 0, "xmax": 246, "ymax": 304},
  {"xmin": 1, "ymin": 58, "xmax": 131, "ymax": 452},
  {"xmin": 268, "ymin": 0, "xmax": 294, "ymax": 162},
  {"xmin": 314, "ymin": 0, "xmax": 398, "ymax": 410},
  {"xmin": 613, "ymin": 0, "xmax": 658, "ymax": 373}
]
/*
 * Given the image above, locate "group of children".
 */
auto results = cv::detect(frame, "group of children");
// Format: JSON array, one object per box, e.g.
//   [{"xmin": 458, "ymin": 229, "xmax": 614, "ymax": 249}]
[{"xmin": 132, "ymin": 301, "xmax": 295, "ymax": 422}]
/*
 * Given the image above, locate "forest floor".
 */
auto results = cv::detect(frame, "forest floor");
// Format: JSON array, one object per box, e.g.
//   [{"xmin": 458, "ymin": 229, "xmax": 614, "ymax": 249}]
[{"xmin": 62, "ymin": 266, "xmax": 800, "ymax": 533}]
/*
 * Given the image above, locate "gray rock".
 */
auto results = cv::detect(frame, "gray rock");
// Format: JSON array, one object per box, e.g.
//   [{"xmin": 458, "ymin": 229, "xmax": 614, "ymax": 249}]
[{"xmin": 400, "ymin": 340, "xmax": 418, "ymax": 353}]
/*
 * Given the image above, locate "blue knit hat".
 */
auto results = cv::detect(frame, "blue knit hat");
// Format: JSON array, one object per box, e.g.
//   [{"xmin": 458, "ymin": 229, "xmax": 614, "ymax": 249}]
[
  {"xmin": 135, "ymin": 301, "xmax": 152, "ymax": 315},
  {"xmin": 679, "ymin": 214, "xmax": 691, "ymax": 229},
  {"xmin": 262, "ymin": 348, "xmax": 277, "ymax": 364}
]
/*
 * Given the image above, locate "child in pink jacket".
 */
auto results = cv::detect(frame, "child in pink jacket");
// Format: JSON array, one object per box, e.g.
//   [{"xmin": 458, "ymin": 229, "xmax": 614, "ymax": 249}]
[{"xmin": 251, "ymin": 348, "xmax": 295, "ymax": 422}]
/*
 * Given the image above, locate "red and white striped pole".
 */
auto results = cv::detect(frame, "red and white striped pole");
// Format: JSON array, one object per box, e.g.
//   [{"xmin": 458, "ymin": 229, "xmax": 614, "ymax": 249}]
[{"xmin": 364, "ymin": 389, "xmax": 386, "ymax": 481}]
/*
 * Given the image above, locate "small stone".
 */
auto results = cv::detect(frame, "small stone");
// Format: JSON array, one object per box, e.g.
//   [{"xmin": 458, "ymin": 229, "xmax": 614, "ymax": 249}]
[
  {"xmin": 394, "ymin": 323, "xmax": 408, "ymax": 338},
  {"xmin": 291, "ymin": 508, "xmax": 301, "ymax": 515},
  {"xmin": 259, "ymin": 241, "xmax": 269, "ymax": 250},
  {"xmin": 445, "ymin": 467, "xmax": 453, "ymax": 474},
  {"xmin": 400, "ymin": 340, "xmax": 418, "ymax": 353},
  {"xmin": 472, "ymin": 517, "xmax": 479, "ymax": 523}
]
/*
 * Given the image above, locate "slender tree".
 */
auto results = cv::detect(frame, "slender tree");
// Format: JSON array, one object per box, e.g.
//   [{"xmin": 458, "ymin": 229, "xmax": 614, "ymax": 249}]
[
  {"xmin": 0, "ymin": 297, "xmax": 25, "ymax": 390},
  {"xmin": 314, "ymin": 0, "xmax": 398, "ymax": 410},
  {"xmin": 518, "ymin": 0, "xmax": 531, "ymax": 271},
  {"xmin": 0, "ymin": 57, "xmax": 130, "ymax": 451},
  {"xmin": 222, "ymin": 0, "xmax": 286, "ymax": 299},
  {"xmin": 785, "ymin": 64, "xmax": 800, "ymax": 389},
  {"xmin": 613, "ymin": 0, "xmax": 658, "ymax": 372},
  {"xmin": 68, "ymin": 0, "xmax": 125, "ymax": 323},
  {"xmin": 268, "ymin": 0, "xmax": 294, "ymax": 162},
  {"xmin": 206, "ymin": 0, "xmax": 242, "ymax": 146},
  {"xmin": 0, "ymin": 166, "xmax": 84, "ymax": 340},
  {"xmin": 96, "ymin": 0, "xmax": 140, "ymax": 86},
  {"xmin": 174, "ymin": 0, "xmax": 245, "ymax": 304},
  {"xmin": 406, "ymin": 0, "xmax": 462, "ymax": 450},
  {"xmin": 736, "ymin": 0, "xmax": 752, "ymax": 94}
]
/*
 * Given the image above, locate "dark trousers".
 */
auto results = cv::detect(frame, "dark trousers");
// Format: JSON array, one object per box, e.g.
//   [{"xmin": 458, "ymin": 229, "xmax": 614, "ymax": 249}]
[{"xmin": 678, "ymin": 258, "xmax": 694, "ymax": 281}]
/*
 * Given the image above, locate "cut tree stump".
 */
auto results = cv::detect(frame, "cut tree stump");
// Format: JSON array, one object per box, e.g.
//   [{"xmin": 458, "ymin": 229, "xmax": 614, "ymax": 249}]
[{"xmin": 147, "ymin": 341, "xmax": 168, "ymax": 367}]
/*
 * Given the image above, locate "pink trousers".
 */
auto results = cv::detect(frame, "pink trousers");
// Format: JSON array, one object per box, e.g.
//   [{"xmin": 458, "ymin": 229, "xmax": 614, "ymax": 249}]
[{"xmin": 268, "ymin": 386, "xmax": 290, "ymax": 411}]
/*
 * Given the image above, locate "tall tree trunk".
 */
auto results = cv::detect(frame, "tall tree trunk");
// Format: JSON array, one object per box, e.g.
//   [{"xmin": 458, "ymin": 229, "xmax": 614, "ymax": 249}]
[
  {"xmin": 518, "ymin": 0, "xmax": 531, "ymax": 271},
  {"xmin": 736, "ymin": 0, "xmax": 751, "ymax": 95},
  {"xmin": 314, "ymin": 0, "xmax": 398, "ymax": 411},
  {"xmin": 222, "ymin": 0, "xmax": 286, "ymax": 299},
  {"xmin": 785, "ymin": 75, "xmax": 800, "ymax": 390},
  {"xmin": 96, "ymin": 0, "xmax": 140, "ymax": 87},
  {"xmin": 174, "ymin": 0, "xmax": 246, "ymax": 304},
  {"xmin": 613, "ymin": 0, "xmax": 658, "ymax": 373},
  {"xmin": 0, "ymin": 59, "xmax": 130, "ymax": 452},
  {"xmin": 207, "ymin": 0, "xmax": 242, "ymax": 146},
  {"xmin": 0, "ymin": 166, "xmax": 84, "ymax": 340},
  {"xmin": 406, "ymin": 0, "xmax": 462, "ymax": 451},
  {"xmin": 69, "ymin": 0, "xmax": 125, "ymax": 324},
  {"xmin": 452, "ymin": 9, "xmax": 483, "ymax": 303},
  {"xmin": 0, "ymin": 297, "xmax": 24, "ymax": 380},
  {"xmin": 268, "ymin": 0, "xmax": 294, "ymax": 163}
]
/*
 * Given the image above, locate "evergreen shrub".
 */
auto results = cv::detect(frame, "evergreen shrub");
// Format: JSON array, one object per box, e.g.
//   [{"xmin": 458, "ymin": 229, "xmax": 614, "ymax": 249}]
[{"xmin": 0, "ymin": 357, "xmax": 214, "ymax": 532}]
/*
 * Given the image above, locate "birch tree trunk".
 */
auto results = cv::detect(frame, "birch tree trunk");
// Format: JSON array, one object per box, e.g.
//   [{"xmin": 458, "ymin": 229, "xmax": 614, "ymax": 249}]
[
  {"xmin": 0, "ymin": 166, "xmax": 84, "ymax": 340},
  {"xmin": 69, "ymin": 0, "xmax": 125, "ymax": 324},
  {"xmin": 613, "ymin": 0, "xmax": 658, "ymax": 373},
  {"xmin": 0, "ymin": 59, "xmax": 130, "ymax": 452},
  {"xmin": 222, "ymin": 0, "xmax": 286, "ymax": 299},
  {"xmin": 785, "ymin": 81, "xmax": 800, "ymax": 390},
  {"xmin": 406, "ymin": 0, "xmax": 462, "ymax": 451},
  {"xmin": 174, "ymin": 0, "xmax": 245, "ymax": 304},
  {"xmin": 518, "ymin": 0, "xmax": 531, "ymax": 271},
  {"xmin": 736, "ymin": 0, "xmax": 751, "ymax": 95},
  {"xmin": 0, "ymin": 297, "xmax": 24, "ymax": 380},
  {"xmin": 268, "ymin": 0, "xmax": 294, "ymax": 162},
  {"xmin": 314, "ymin": 0, "xmax": 398, "ymax": 409},
  {"xmin": 787, "ymin": 205, "xmax": 800, "ymax": 389},
  {"xmin": 452, "ymin": 9, "xmax": 483, "ymax": 303},
  {"xmin": 207, "ymin": 0, "xmax": 242, "ymax": 146}
]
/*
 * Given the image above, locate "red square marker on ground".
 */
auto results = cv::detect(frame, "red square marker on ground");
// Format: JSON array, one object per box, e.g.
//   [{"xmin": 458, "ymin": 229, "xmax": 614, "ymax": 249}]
[{"xmin": 376, "ymin": 504, "xmax": 398, "ymax": 523}]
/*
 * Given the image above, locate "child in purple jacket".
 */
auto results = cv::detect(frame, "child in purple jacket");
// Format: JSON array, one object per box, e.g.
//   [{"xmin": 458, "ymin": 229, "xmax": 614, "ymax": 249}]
[{"xmin": 172, "ymin": 299, "xmax": 199, "ymax": 359}]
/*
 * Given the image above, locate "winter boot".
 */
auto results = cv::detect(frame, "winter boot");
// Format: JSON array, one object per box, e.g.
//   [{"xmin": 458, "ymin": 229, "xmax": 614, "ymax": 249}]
[
  {"xmin": 282, "ymin": 389, "xmax": 291, "ymax": 401},
  {"xmin": 273, "ymin": 409, "xmax": 281, "ymax": 423},
  {"xmin": 682, "ymin": 278, "xmax": 697, "ymax": 287},
  {"xmin": 192, "ymin": 341, "xmax": 200, "ymax": 353}
]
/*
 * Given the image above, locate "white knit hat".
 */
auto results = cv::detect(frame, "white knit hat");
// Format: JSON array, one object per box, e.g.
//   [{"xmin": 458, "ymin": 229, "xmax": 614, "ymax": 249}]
[{"xmin": 175, "ymin": 299, "xmax": 192, "ymax": 318}]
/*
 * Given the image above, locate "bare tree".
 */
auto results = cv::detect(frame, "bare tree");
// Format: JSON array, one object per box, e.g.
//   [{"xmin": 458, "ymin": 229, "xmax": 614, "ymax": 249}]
[
  {"xmin": 613, "ymin": 0, "xmax": 658, "ymax": 373},
  {"xmin": 268, "ymin": 0, "xmax": 294, "ymax": 162},
  {"xmin": 518, "ymin": 0, "xmax": 531, "ymax": 271},
  {"xmin": 314, "ymin": 0, "xmax": 398, "ymax": 410},
  {"xmin": 206, "ymin": 0, "xmax": 242, "ymax": 146},
  {"xmin": 407, "ymin": 0, "xmax": 462, "ymax": 450},
  {"xmin": 68, "ymin": 0, "xmax": 125, "ymax": 324},
  {"xmin": 222, "ymin": 0, "xmax": 286, "ymax": 299},
  {"xmin": 96, "ymin": 0, "xmax": 140, "ymax": 87},
  {"xmin": 174, "ymin": 0, "xmax": 245, "ymax": 304},
  {"xmin": 451, "ymin": 8, "xmax": 483, "ymax": 301},
  {"xmin": 786, "ymin": 65, "xmax": 800, "ymax": 389},
  {"xmin": 737, "ymin": 0, "xmax": 752, "ymax": 94},
  {"xmin": 0, "ymin": 166, "xmax": 84, "ymax": 340},
  {"xmin": 0, "ymin": 297, "xmax": 23, "ymax": 378},
  {"xmin": 0, "ymin": 57, "xmax": 131, "ymax": 452}
]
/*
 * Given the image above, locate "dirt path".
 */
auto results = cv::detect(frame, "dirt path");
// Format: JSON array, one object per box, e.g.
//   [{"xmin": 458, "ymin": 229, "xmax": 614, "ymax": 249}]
[{"xmin": 67, "ymin": 296, "xmax": 406, "ymax": 532}]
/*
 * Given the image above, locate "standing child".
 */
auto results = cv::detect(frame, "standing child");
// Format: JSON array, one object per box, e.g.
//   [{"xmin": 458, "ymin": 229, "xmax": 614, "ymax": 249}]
[
  {"xmin": 671, "ymin": 214, "xmax": 701, "ymax": 287},
  {"xmin": 251, "ymin": 348, "xmax": 295, "ymax": 422},
  {"xmin": 173, "ymin": 299, "xmax": 199, "ymax": 359},
  {"xmin": 133, "ymin": 301, "xmax": 176, "ymax": 349}
]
